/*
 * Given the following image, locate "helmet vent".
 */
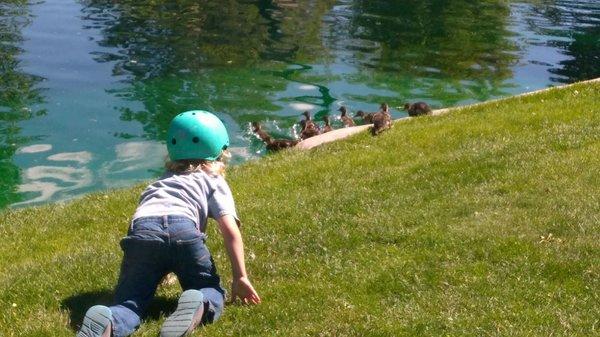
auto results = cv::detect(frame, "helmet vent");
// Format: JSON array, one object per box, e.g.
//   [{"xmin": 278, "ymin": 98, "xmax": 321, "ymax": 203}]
[
  {"xmin": 192, "ymin": 137, "xmax": 200, "ymax": 143},
  {"xmin": 171, "ymin": 138, "xmax": 177, "ymax": 145}
]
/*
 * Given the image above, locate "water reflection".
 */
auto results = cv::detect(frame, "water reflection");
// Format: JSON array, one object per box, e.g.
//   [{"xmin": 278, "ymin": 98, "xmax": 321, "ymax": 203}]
[
  {"xmin": 13, "ymin": 148, "xmax": 93, "ymax": 207},
  {"xmin": 15, "ymin": 163, "xmax": 93, "ymax": 206},
  {"xmin": 256, "ymin": 0, "xmax": 337, "ymax": 61},
  {"xmin": 16, "ymin": 143, "xmax": 52, "ymax": 154},
  {"xmin": 0, "ymin": 1, "xmax": 47, "ymax": 206},
  {"xmin": 528, "ymin": 0, "xmax": 600, "ymax": 83},
  {"xmin": 324, "ymin": 0, "xmax": 520, "ymax": 105},
  {"xmin": 82, "ymin": 0, "xmax": 338, "ymax": 143},
  {"xmin": 14, "ymin": 141, "xmax": 164, "ymax": 206},
  {"xmin": 83, "ymin": 0, "xmax": 336, "ymax": 72},
  {"xmin": 48, "ymin": 151, "xmax": 93, "ymax": 165},
  {"xmin": 99, "ymin": 141, "xmax": 166, "ymax": 188}
]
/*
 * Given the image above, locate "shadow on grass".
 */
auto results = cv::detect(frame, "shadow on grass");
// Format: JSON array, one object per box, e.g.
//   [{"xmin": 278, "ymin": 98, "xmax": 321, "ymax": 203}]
[{"xmin": 61, "ymin": 290, "xmax": 178, "ymax": 331}]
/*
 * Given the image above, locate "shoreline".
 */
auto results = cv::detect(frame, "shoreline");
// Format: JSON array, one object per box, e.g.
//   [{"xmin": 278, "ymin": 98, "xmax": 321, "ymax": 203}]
[{"xmin": 296, "ymin": 77, "xmax": 600, "ymax": 150}]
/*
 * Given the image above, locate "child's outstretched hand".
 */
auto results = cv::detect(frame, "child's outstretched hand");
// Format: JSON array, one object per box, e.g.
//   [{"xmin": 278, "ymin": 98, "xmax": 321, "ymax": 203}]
[
  {"xmin": 216, "ymin": 215, "xmax": 261, "ymax": 305},
  {"xmin": 231, "ymin": 276, "xmax": 261, "ymax": 305}
]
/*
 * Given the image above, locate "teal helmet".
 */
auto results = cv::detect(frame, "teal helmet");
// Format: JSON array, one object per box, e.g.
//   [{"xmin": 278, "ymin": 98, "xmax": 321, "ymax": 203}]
[{"xmin": 166, "ymin": 110, "xmax": 229, "ymax": 161}]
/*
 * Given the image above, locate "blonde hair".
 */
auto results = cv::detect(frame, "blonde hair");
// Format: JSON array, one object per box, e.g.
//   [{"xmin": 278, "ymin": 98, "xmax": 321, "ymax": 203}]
[{"xmin": 165, "ymin": 150, "xmax": 231, "ymax": 177}]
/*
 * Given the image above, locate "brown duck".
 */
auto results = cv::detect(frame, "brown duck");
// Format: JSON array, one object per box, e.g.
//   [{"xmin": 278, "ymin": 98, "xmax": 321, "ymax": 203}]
[
  {"xmin": 404, "ymin": 102, "xmax": 432, "ymax": 116},
  {"xmin": 322, "ymin": 115, "xmax": 333, "ymax": 133},
  {"xmin": 300, "ymin": 111, "xmax": 320, "ymax": 139},
  {"xmin": 252, "ymin": 122, "xmax": 298, "ymax": 151},
  {"xmin": 371, "ymin": 103, "xmax": 392, "ymax": 136},
  {"xmin": 354, "ymin": 110, "xmax": 375, "ymax": 124},
  {"xmin": 355, "ymin": 103, "xmax": 388, "ymax": 124},
  {"xmin": 252, "ymin": 121, "xmax": 270, "ymax": 142},
  {"xmin": 338, "ymin": 106, "xmax": 355, "ymax": 127}
]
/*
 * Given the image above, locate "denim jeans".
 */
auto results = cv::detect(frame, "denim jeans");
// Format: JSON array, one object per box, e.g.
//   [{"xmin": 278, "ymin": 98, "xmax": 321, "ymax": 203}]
[{"xmin": 108, "ymin": 215, "xmax": 225, "ymax": 337}]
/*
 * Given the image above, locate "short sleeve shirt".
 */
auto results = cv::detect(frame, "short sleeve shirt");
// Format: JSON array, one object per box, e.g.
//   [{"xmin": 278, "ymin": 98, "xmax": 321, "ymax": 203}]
[{"xmin": 132, "ymin": 171, "xmax": 239, "ymax": 232}]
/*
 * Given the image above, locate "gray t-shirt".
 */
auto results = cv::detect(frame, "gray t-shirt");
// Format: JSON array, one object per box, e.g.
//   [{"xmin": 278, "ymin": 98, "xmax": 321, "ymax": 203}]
[{"xmin": 133, "ymin": 171, "xmax": 239, "ymax": 232}]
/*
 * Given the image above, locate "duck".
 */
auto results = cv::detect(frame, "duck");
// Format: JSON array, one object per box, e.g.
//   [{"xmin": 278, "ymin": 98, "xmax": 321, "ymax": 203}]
[
  {"xmin": 355, "ymin": 103, "xmax": 388, "ymax": 124},
  {"xmin": 354, "ymin": 110, "xmax": 375, "ymax": 124},
  {"xmin": 322, "ymin": 115, "xmax": 333, "ymax": 133},
  {"xmin": 338, "ymin": 106, "xmax": 355, "ymax": 127},
  {"xmin": 404, "ymin": 101, "xmax": 432, "ymax": 116},
  {"xmin": 252, "ymin": 122, "xmax": 299, "ymax": 151},
  {"xmin": 251, "ymin": 121, "xmax": 271, "ymax": 142},
  {"xmin": 371, "ymin": 103, "xmax": 393, "ymax": 135},
  {"xmin": 300, "ymin": 111, "xmax": 320, "ymax": 139}
]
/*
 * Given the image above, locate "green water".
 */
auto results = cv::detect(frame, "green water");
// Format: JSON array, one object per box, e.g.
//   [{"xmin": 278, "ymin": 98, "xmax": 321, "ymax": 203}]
[{"xmin": 1, "ymin": 0, "xmax": 599, "ymax": 208}]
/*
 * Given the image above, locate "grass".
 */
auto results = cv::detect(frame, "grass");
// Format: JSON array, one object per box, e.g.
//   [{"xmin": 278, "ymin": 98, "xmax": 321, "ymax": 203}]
[{"xmin": 1, "ymin": 80, "xmax": 599, "ymax": 336}]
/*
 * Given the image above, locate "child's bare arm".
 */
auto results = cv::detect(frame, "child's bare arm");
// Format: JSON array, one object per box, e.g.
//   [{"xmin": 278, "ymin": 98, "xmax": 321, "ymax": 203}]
[{"xmin": 216, "ymin": 214, "xmax": 261, "ymax": 304}]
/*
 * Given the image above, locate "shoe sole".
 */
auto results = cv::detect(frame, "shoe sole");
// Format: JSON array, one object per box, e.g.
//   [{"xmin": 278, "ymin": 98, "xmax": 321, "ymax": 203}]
[
  {"xmin": 160, "ymin": 289, "xmax": 205, "ymax": 337},
  {"xmin": 77, "ymin": 305, "xmax": 112, "ymax": 337}
]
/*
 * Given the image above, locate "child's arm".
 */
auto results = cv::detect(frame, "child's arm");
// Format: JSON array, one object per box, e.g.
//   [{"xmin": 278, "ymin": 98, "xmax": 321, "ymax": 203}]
[{"xmin": 216, "ymin": 214, "xmax": 261, "ymax": 305}]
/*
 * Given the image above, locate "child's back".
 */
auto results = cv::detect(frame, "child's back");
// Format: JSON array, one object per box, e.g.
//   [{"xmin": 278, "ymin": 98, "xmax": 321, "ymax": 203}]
[{"xmin": 134, "ymin": 170, "xmax": 237, "ymax": 233}]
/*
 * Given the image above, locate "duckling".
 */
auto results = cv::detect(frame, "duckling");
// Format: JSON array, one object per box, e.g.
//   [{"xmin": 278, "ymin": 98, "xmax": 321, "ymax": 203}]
[
  {"xmin": 300, "ymin": 111, "xmax": 320, "ymax": 139},
  {"xmin": 251, "ymin": 121, "xmax": 271, "ymax": 143},
  {"xmin": 371, "ymin": 103, "xmax": 393, "ymax": 136},
  {"xmin": 301, "ymin": 110, "xmax": 318, "ymax": 128},
  {"xmin": 354, "ymin": 110, "xmax": 375, "ymax": 124},
  {"xmin": 404, "ymin": 101, "xmax": 432, "ymax": 116},
  {"xmin": 322, "ymin": 115, "xmax": 333, "ymax": 133},
  {"xmin": 252, "ymin": 122, "xmax": 298, "ymax": 151},
  {"xmin": 265, "ymin": 136, "xmax": 299, "ymax": 151},
  {"xmin": 338, "ymin": 106, "xmax": 355, "ymax": 127},
  {"xmin": 355, "ymin": 103, "xmax": 388, "ymax": 124}
]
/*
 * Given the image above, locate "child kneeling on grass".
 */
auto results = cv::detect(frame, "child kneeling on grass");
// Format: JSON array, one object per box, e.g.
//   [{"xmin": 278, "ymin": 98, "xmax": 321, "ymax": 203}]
[{"xmin": 77, "ymin": 111, "xmax": 261, "ymax": 337}]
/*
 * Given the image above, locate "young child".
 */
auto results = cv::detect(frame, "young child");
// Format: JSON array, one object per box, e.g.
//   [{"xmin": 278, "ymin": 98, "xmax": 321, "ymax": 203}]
[{"xmin": 77, "ymin": 110, "xmax": 261, "ymax": 337}]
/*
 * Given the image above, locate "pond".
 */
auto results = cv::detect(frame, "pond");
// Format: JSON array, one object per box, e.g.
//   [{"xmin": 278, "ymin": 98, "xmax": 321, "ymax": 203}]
[{"xmin": 1, "ymin": 0, "xmax": 599, "ymax": 208}]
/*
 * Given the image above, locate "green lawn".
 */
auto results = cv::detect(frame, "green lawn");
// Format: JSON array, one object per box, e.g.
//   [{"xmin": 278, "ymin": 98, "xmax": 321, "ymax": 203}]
[{"xmin": 1, "ymin": 80, "xmax": 599, "ymax": 336}]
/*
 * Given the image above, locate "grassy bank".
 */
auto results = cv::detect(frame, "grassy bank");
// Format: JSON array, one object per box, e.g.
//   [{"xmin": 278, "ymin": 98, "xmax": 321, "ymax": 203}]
[{"xmin": 1, "ymin": 81, "xmax": 599, "ymax": 336}]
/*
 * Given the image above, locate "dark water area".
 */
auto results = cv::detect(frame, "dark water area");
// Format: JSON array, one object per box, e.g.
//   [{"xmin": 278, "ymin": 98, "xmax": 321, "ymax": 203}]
[{"xmin": 0, "ymin": 0, "xmax": 598, "ymax": 208}]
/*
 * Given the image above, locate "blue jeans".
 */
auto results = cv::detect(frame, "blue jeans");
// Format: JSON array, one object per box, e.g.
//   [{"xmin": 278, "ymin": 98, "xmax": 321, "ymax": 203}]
[{"xmin": 109, "ymin": 215, "xmax": 225, "ymax": 337}]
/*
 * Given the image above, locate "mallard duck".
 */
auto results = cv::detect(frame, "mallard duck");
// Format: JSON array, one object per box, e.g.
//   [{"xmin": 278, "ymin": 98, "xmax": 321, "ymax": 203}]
[
  {"xmin": 300, "ymin": 111, "xmax": 320, "ymax": 139},
  {"xmin": 322, "ymin": 115, "xmax": 333, "ymax": 133},
  {"xmin": 371, "ymin": 103, "xmax": 392, "ymax": 135},
  {"xmin": 251, "ymin": 121, "xmax": 271, "ymax": 142},
  {"xmin": 355, "ymin": 103, "xmax": 389, "ymax": 124},
  {"xmin": 265, "ymin": 137, "xmax": 299, "ymax": 151},
  {"xmin": 404, "ymin": 102, "xmax": 432, "ymax": 116},
  {"xmin": 252, "ymin": 122, "xmax": 299, "ymax": 151},
  {"xmin": 338, "ymin": 106, "xmax": 355, "ymax": 127},
  {"xmin": 354, "ymin": 110, "xmax": 375, "ymax": 124}
]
